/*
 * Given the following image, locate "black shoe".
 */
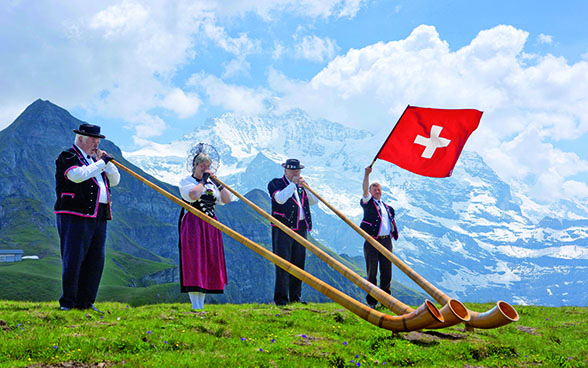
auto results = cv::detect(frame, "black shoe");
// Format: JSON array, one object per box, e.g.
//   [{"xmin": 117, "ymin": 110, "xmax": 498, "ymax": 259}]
[{"xmin": 90, "ymin": 304, "xmax": 105, "ymax": 314}]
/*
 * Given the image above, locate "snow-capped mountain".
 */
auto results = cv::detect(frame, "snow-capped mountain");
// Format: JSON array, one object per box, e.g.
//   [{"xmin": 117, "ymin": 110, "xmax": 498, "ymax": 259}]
[{"xmin": 124, "ymin": 110, "xmax": 588, "ymax": 307}]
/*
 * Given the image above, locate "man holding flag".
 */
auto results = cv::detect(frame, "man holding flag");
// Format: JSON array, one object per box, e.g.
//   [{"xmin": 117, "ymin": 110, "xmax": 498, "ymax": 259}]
[
  {"xmin": 359, "ymin": 105, "xmax": 481, "ymax": 308},
  {"xmin": 359, "ymin": 166, "xmax": 398, "ymax": 309}
]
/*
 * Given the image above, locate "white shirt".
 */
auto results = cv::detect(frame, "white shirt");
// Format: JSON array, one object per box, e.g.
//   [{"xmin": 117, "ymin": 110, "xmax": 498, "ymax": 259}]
[
  {"xmin": 273, "ymin": 179, "xmax": 318, "ymax": 219},
  {"xmin": 179, "ymin": 175, "xmax": 223, "ymax": 204},
  {"xmin": 362, "ymin": 195, "xmax": 391, "ymax": 237},
  {"xmin": 66, "ymin": 144, "xmax": 120, "ymax": 203}
]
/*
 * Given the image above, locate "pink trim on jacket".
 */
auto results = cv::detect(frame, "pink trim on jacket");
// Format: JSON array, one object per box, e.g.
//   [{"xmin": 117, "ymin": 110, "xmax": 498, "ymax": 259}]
[{"xmin": 55, "ymin": 145, "xmax": 110, "ymax": 219}]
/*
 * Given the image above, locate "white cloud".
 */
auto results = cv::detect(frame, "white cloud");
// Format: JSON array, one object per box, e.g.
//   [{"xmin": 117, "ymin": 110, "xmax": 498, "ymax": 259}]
[
  {"xmin": 562, "ymin": 180, "xmax": 588, "ymax": 200},
  {"xmin": 0, "ymin": 0, "xmax": 212, "ymax": 138},
  {"xmin": 89, "ymin": 0, "xmax": 149, "ymax": 39},
  {"xmin": 201, "ymin": 17, "xmax": 260, "ymax": 56},
  {"xmin": 160, "ymin": 88, "xmax": 202, "ymax": 118},
  {"xmin": 1, "ymin": 0, "xmax": 366, "ymax": 136},
  {"xmin": 537, "ymin": 33, "xmax": 553, "ymax": 44},
  {"xmin": 222, "ymin": 57, "xmax": 251, "ymax": 78},
  {"xmin": 294, "ymin": 35, "xmax": 339, "ymax": 62},
  {"xmin": 130, "ymin": 112, "xmax": 167, "ymax": 140},
  {"xmin": 189, "ymin": 74, "xmax": 270, "ymax": 115},
  {"xmin": 215, "ymin": 0, "xmax": 366, "ymax": 20},
  {"xmin": 273, "ymin": 41, "xmax": 286, "ymax": 60},
  {"xmin": 269, "ymin": 24, "xmax": 588, "ymax": 203}
]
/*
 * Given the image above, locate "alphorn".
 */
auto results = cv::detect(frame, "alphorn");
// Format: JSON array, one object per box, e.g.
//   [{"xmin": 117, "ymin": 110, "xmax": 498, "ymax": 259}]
[
  {"xmin": 301, "ymin": 183, "xmax": 519, "ymax": 330},
  {"xmin": 112, "ymin": 160, "xmax": 444, "ymax": 332},
  {"xmin": 214, "ymin": 177, "xmax": 470, "ymax": 329}
]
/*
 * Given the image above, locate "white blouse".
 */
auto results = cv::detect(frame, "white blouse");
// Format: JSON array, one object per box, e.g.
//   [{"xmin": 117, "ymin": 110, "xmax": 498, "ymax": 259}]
[{"xmin": 179, "ymin": 175, "xmax": 223, "ymax": 204}]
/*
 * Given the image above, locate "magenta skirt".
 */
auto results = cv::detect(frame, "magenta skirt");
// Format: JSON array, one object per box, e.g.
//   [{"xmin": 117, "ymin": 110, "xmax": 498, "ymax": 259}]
[{"xmin": 179, "ymin": 211, "xmax": 227, "ymax": 294}]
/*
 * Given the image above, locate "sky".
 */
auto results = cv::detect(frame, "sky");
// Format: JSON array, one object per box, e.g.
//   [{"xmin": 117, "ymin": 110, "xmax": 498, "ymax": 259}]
[{"xmin": 1, "ymin": 0, "xmax": 588, "ymax": 206}]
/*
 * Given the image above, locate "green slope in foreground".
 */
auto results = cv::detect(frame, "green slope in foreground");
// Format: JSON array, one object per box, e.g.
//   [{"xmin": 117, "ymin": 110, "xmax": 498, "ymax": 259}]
[{"xmin": 0, "ymin": 301, "xmax": 586, "ymax": 367}]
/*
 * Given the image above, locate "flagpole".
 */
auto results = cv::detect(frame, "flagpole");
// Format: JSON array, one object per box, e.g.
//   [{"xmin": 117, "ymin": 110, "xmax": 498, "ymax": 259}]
[{"xmin": 369, "ymin": 105, "xmax": 411, "ymax": 168}]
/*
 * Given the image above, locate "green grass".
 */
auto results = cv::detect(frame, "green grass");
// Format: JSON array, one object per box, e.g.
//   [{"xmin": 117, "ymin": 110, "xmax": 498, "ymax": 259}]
[
  {"xmin": 0, "ymin": 253, "xmax": 183, "ymax": 309},
  {"xmin": 0, "ymin": 301, "xmax": 586, "ymax": 367}
]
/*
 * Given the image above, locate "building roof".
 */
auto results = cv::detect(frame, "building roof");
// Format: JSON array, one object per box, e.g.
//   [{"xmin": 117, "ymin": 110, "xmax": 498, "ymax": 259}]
[{"xmin": 0, "ymin": 249, "xmax": 24, "ymax": 254}]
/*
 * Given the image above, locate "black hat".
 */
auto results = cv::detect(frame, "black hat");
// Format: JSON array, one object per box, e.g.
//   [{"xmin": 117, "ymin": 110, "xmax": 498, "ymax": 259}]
[
  {"xmin": 73, "ymin": 123, "xmax": 105, "ymax": 138},
  {"xmin": 281, "ymin": 158, "xmax": 304, "ymax": 170}
]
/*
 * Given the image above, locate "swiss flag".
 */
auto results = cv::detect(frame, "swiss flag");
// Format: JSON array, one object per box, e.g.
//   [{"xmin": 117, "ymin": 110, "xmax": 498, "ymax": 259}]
[{"xmin": 376, "ymin": 106, "xmax": 482, "ymax": 178}]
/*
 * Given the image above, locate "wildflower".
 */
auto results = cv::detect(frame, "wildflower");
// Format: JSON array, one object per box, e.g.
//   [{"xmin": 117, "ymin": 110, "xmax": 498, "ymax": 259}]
[
  {"xmin": 301, "ymin": 334, "xmax": 307, "ymax": 339},
  {"xmin": 53, "ymin": 346, "xmax": 58, "ymax": 349},
  {"xmin": 240, "ymin": 338, "xmax": 246, "ymax": 341},
  {"xmin": 164, "ymin": 341, "xmax": 168, "ymax": 344},
  {"xmin": 259, "ymin": 348, "xmax": 263, "ymax": 352},
  {"xmin": 271, "ymin": 339, "xmax": 275, "ymax": 343},
  {"xmin": 343, "ymin": 341, "xmax": 347, "ymax": 345},
  {"xmin": 147, "ymin": 331, "xmax": 151, "ymax": 334}
]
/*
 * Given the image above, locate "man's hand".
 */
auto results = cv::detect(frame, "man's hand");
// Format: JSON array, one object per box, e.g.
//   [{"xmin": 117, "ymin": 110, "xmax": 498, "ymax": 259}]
[
  {"xmin": 293, "ymin": 175, "xmax": 306, "ymax": 185},
  {"xmin": 365, "ymin": 166, "xmax": 372, "ymax": 176},
  {"xmin": 98, "ymin": 150, "xmax": 114, "ymax": 164}
]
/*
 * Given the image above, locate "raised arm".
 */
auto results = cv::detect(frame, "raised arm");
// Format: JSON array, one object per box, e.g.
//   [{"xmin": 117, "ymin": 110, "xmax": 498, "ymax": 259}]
[{"xmin": 362, "ymin": 166, "xmax": 372, "ymax": 198}]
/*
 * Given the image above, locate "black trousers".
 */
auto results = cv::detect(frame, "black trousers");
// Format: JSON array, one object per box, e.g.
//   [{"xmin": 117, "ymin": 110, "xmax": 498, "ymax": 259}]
[
  {"xmin": 272, "ymin": 222, "xmax": 307, "ymax": 305},
  {"xmin": 364, "ymin": 236, "xmax": 393, "ymax": 306},
  {"xmin": 56, "ymin": 204, "xmax": 108, "ymax": 309}
]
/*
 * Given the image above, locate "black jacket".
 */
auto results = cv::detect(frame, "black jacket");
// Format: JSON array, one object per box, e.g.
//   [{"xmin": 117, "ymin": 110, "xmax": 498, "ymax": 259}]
[
  {"xmin": 268, "ymin": 175, "xmax": 312, "ymax": 231},
  {"xmin": 359, "ymin": 197, "xmax": 398, "ymax": 240},
  {"xmin": 54, "ymin": 145, "xmax": 112, "ymax": 219}
]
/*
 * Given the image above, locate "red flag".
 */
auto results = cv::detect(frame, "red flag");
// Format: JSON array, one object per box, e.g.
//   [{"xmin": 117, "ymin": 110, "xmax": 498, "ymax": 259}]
[{"xmin": 375, "ymin": 106, "xmax": 482, "ymax": 177}]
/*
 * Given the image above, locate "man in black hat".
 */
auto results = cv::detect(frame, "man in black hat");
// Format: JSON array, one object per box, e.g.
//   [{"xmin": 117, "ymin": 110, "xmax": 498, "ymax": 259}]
[
  {"xmin": 54, "ymin": 123, "xmax": 120, "ymax": 313},
  {"xmin": 359, "ymin": 166, "xmax": 398, "ymax": 309},
  {"xmin": 267, "ymin": 158, "xmax": 318, "ymax": 306}
]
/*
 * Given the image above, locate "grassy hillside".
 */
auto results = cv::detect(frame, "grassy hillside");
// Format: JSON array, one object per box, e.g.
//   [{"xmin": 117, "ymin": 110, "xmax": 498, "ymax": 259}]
[
  {"xmin": 0, "ymin": 251, "xmax": 178, "ymax": 305},
  {"xmin": 0, "ymin": 301, "xmax": 586, "ymax": 367}
]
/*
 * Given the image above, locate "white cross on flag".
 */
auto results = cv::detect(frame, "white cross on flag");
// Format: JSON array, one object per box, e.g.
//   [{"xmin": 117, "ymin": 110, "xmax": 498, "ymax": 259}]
[{"xmin": 375, "ymin": 105, "xmax": 482, "ymax": 177}]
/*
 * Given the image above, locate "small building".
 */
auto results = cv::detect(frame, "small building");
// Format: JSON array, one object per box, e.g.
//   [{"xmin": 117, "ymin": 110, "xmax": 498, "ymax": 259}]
[{"xmin": 0, "ymin": 249, "xmax": 24, "ymax": 263}]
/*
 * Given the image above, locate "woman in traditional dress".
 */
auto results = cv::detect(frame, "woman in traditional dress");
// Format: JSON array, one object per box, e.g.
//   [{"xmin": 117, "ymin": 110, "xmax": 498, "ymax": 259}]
[{"xmin": 178, "ymin": 144, "xmax": 231, "ymax": 309}]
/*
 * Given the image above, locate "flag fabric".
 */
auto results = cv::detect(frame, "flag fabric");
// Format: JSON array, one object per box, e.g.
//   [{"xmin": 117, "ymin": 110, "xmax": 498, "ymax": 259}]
[{"xmin": 375, "ymin": 105, "xmax": 482, "ymax": 178}]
